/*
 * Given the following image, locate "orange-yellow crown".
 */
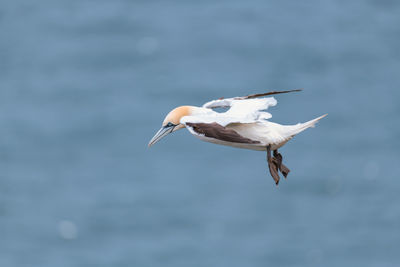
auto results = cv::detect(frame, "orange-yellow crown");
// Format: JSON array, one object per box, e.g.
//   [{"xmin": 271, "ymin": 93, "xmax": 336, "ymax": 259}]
[{"xmin": 162, "ymin": 106, "xmax": 192, "ymax": 126}]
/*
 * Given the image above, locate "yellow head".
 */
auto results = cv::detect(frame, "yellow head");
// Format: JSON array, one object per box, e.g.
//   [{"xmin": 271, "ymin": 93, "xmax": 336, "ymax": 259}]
[{"xmin": 148, "ymin": 106, "xmax": 192, "ymax": 147}]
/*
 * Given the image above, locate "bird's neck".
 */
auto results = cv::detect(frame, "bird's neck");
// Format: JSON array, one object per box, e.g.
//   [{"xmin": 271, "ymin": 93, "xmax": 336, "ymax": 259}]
[{"xmin": 187, "ymin": 106, "xmax": 212, "ymax": 116}]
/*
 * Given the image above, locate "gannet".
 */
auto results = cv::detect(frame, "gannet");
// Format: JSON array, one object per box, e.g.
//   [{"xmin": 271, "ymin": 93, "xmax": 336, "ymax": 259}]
[{"xmin": 148, "ymin": 89, "xmax": 326, "ymax": 185}]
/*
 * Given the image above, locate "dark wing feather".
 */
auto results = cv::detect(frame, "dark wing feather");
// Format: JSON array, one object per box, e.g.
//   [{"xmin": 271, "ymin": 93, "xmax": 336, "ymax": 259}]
[
  {"xmin": 203, "ymin": 89, "xmax": 302, "ymax": 109},
  {"xmin": 186, "ymin": 122, "xmax": 260, "ymax": 144},
  {"xmin": 237, "ymin": 89, "xmax": 303, "ymax": 100}
]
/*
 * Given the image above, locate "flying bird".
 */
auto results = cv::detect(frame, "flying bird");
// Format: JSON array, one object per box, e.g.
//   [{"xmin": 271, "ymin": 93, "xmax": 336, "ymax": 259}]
[{"xmin": 148, "ymin": 89, "xmax": 326, "ymax": 185}]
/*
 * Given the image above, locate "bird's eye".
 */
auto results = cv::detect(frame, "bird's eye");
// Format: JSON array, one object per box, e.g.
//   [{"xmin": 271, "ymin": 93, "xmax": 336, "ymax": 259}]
[{"xmin": 166, "ymin": 122, "xmax": 174, "ymax": 127}]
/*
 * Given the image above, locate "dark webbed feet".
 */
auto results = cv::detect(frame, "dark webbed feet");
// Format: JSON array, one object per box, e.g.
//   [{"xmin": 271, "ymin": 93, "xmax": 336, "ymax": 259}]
[
  {"xmin": 273, "ymin": 150, "xmax": 290, "ymax": 178},
  {"xmin": 267, "ymin": 146, "xmax": 280, "ymax": 185},
  {"xmin": 266, "ymin": 146, "xmax": 291, "ymax": 185}
]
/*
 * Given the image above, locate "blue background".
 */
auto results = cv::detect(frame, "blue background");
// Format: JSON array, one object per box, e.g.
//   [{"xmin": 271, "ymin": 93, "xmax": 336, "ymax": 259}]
[{"xmin": 1, "ymin": 0, "xmax": 399, "ymax": 266}]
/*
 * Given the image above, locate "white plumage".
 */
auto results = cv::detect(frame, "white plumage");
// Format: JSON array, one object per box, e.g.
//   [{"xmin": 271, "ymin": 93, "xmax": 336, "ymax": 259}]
[
  {"xmin": 148, "ymin": 89, "xmax": 326, "ymax": 184},
  {"xmin": 182, "ymin": 96, "xmax": 326, "ymax": 151}
]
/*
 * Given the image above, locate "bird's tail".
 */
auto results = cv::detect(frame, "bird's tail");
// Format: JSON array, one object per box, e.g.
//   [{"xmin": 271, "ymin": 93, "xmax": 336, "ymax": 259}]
[{"xmin": 282, "ymin": 114, "xmax": 327, "ymax": 138}]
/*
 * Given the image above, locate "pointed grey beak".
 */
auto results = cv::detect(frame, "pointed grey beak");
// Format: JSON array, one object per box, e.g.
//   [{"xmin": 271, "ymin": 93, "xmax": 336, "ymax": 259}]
[{"xmin": 148, "ymin": 125, "xmax": 175, "ymax": 147}]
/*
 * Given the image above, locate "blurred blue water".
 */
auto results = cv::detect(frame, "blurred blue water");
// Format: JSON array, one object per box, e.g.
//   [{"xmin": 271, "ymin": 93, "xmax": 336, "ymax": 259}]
[{"xmin": 1, "ymin": 0, "xmax": 399, "ymax": 266}]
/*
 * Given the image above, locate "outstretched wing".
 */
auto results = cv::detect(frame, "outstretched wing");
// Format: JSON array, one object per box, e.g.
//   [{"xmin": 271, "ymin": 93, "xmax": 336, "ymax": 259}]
[
  {"xmin": 202, "ymin": 89, "xmax": 302, "ymax": 109},
  {"xmin": 198, "ymin": 89, "xmax": 302, "ymax": 124},
  {"xmin": 181, "ymin": 89, "xmax": 302, "ymax": 129}
]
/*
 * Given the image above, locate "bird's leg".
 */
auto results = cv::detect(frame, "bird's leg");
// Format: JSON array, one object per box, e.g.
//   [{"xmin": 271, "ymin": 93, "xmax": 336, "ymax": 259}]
[
  {"xmin": 267, "ymin": 145, "xmax": 280, "ymax": 185},
  {"xmin": 273, "ymin": 150, "xmax": 290, "ymax": 178}
]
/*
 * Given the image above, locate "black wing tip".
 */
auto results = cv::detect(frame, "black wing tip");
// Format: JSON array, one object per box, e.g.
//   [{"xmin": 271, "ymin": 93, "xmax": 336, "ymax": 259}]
[{"xmin": 244, "ymin": 89, "xmax": 303, "ymax": 99}]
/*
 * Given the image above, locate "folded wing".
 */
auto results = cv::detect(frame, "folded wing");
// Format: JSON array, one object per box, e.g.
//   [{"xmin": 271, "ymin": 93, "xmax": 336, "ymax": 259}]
[{"xmin": 185, "ymin": 122, "xmax": 261, "ymax": 144}]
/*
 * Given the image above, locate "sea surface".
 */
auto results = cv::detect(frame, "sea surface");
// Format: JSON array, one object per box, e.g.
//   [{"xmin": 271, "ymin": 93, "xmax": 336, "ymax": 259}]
[{"xmin": 1, "ymin": 0, "xmax": 400, "ymax": 266}]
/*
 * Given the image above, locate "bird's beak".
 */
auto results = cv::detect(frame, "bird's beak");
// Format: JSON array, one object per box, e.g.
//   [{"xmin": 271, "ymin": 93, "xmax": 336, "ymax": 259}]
[{"xmin": 148, "ymin": 125, "xmax": 175, "ymax": 147}]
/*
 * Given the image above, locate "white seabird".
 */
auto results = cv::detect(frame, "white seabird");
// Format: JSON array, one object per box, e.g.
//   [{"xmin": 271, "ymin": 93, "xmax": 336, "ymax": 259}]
[{"xmin": 148, "ymin": 89, "xmax": 326, "ymax": 184}]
